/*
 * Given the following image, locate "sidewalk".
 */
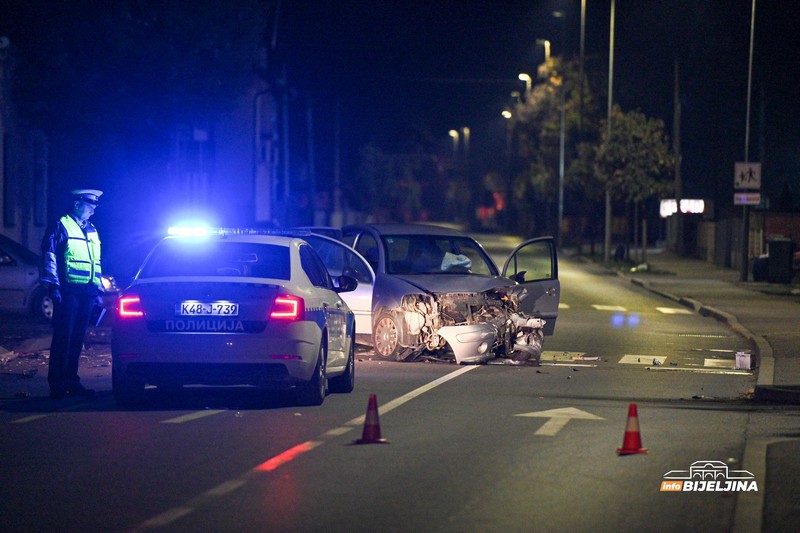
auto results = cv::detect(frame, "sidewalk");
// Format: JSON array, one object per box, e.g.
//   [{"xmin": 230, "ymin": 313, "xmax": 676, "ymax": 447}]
[
  {"xmin": 602, "ymin": 248, "xmax": 800, "ymax": 402},
  {"xmin": 588, "ymin": 248, "xmax": 800, "ymax": 532}
]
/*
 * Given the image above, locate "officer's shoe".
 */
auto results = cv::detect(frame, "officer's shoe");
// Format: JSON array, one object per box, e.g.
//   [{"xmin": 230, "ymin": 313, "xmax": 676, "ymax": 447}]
[{"xmin": 67, "ymin": 384, "xmax": 95, "ymax": 397}]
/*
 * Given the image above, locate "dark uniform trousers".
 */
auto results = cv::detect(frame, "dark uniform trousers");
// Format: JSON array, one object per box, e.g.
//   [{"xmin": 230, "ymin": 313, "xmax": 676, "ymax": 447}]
[{"xmin": 48, "ymin": 285, "xmax": 95, "ymax": 393}]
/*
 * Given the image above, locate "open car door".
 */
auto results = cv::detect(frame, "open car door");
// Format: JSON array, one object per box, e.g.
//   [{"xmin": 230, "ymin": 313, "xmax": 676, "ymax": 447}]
[
  {"xmin": 301, "ymin": 234, "xmax": 375, "ymax": 337},
  {"xmin": 501, "ymin": 237, "xmax": 559, "ymax": 335}
]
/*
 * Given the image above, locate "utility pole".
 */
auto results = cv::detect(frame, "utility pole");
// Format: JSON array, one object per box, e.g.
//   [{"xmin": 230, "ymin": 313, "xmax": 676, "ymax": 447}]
[
  {"xmin": 740, "ymin": 0, "xmax": 756, "ymax": 282},
  {"xmin": 673, "ymin": 58, "xmax": 684, "ymax": 255},
  {"xmin": 604, "ymin": 0, "xmax": 615, "ymax": 263}
]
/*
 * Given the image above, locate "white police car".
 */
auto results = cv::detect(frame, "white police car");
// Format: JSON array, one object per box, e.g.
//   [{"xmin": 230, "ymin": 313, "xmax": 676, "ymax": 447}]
[{"xmin": 111, "ymin": 229, "xmax": 357, "ymax": 406}]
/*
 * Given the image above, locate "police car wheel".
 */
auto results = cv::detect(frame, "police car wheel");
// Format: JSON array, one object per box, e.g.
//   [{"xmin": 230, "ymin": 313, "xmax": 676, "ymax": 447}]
[
  {"xmin": 297, "ymin": 342, "xmax": 327, "ymax": 406},
  {"xmin": 329, "ymin": 340, "xmax": 355, "ymax": 394}
]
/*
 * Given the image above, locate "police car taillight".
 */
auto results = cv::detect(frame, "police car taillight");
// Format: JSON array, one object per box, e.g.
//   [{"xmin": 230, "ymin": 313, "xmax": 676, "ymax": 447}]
[
  {"xmin": 270, "ymin": 295, "xmax": 304, "ymax": 320},
  {"xmin": 119, "ymin": 296, "xmax": 144, "ymax": 318}
]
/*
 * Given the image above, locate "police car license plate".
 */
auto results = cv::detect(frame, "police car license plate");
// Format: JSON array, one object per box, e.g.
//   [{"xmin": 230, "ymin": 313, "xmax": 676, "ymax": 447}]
[{"xmin": 177, "ymin": 301, "xmax": 239, "ymax": 316}]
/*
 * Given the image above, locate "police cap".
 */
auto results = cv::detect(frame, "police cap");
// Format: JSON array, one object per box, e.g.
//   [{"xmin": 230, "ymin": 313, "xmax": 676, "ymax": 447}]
[{"xmin": 72, "ymin": 189, "xmax": 103, "ymax": 206}]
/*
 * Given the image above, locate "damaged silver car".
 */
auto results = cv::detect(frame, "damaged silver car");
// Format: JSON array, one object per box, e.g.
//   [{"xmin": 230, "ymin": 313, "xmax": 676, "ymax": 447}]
[{"xmin": 327, "ymin": 224, "xmax": 560, "ymax": 364}]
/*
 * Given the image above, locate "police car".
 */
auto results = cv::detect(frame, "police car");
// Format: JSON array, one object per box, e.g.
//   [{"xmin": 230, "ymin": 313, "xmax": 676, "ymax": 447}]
[{"xmin": 111, "ymin": 228, "xmax": 357, "ymax": 406}]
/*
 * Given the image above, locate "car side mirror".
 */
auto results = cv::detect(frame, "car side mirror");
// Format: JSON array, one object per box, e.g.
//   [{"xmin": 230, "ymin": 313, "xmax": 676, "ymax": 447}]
[
  {"xmin": 336, "ymin": 274, "xmax": 359, "ymax": 293},
  {"xmin": 512, "ymin": 271, "xmax": 527, "ymax": 283}
]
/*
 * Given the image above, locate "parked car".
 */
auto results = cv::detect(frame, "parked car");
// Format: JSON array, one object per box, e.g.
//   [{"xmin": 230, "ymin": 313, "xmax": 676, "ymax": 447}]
[
  {"xmin": 0, "ymin": 234, "xmax": 117, "ymax": 322},
  {"xmin": 111, "ymin": 229, "xmax": 357, "ymax": 407},
  {"xmin": 309, "ymin": 224, "xmax": 560, "ymax": 363}
]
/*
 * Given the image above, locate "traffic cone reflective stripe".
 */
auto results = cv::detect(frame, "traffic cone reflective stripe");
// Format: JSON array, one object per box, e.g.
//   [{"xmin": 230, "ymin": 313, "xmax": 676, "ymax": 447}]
[
  {"xmin": 354, "ymin": 393, "xmax": 389, "ymax": 444},
  {"xmin": 616, "ymin": 403, "xmax": 648, "ymax": 455}
]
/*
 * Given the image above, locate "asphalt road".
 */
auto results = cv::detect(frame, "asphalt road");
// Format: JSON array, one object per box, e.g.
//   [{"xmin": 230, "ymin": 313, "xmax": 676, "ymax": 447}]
[{"xmin": 0, "ymin": 255, "xmax": 769, "ymax": 532}]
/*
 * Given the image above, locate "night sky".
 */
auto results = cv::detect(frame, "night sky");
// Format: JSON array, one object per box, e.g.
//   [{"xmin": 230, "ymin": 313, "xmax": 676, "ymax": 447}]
[
  {"xmin": 2, "ymin": 1, "xmax": 799, "ymax": 276},
  {"xmin": 279, "ymin": 0, "xmax": 799, "ymax": 210}
]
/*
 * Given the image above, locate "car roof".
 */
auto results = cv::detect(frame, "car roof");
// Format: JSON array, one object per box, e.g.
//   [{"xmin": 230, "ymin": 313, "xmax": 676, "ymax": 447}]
[
  {"xmin": 343, "ymin": 223, "xmax": 469, "ymax": 237},
  {"xmin": 163, "ymin": 232, "xmax": 305, "ymax": 246}
]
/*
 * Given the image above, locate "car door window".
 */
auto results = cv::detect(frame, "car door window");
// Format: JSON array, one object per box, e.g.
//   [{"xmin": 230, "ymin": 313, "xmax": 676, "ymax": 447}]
[
  {"xmin": 503, "ymin": 239, "xmax": 556, "ymax": 281},
  {"xmin": 299, "ymin": 245, "xmax": 333, "ymax": 289},
  {"xmin": 353, "ymin": 233, "xmax": 380, "ymax": 271},
  {"xmin": 303, "ymin": 235, "xmax": 374, "ymax": 285}
]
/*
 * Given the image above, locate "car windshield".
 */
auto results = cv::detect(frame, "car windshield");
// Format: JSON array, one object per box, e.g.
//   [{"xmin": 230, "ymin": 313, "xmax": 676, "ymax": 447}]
[
  {"xmin": 382, "ymin": 235, "xmax": 497, "ymax": 275},
  {"xmin": 138, "ymin": 239, "xmax": 291, "ymax": 280},
  {"xmin": 0, "ymin": 236, "xmax": 39, "ymax": 264}
]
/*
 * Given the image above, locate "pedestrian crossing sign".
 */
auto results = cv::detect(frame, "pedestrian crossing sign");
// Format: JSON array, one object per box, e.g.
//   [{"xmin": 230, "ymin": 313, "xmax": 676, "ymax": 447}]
[{"xmin": 734, "ymin": 162, "xmax": 761, "ymax": 190}]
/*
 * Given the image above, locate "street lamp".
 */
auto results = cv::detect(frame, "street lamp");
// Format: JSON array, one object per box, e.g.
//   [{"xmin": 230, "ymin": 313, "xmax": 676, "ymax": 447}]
[
  {"xmin": 518, "ymin": 73, "xmax": 532, "ymax": 99},
  {"xmin": 536, "ymin": 38, "xmax": 551, "ymax": 64},
  {"xmin": 448, "ymin": 129, "xmax": 459, "ymax": 155}
]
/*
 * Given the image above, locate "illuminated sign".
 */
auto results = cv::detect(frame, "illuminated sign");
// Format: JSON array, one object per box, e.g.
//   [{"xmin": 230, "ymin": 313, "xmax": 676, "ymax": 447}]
[{"xmin": 659, "ymin": 199, "xmax": 705, "ymax": 218}]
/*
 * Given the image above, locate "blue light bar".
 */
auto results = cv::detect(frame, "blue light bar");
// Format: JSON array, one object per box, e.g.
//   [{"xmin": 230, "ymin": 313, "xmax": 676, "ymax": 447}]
[{"xmin": 167, "ymin": 225, "xmax": 212, "ymax": 237}]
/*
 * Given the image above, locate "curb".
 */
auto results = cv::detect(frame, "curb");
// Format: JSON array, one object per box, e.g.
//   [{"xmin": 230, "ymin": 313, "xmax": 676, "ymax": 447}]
[{"xmin": 625, "ymin": 274, "xmax": 796, "ymax": 403}]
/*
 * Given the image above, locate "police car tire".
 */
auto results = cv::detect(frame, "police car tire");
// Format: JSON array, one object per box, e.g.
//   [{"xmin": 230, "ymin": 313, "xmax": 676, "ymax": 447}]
[
  {"xmin": 297, "ymin": 342, "xmax": 327, "ymax": 406},
  {"xmin": 329, "ymin": 340, "xmax": 355, "ymax": 394}
]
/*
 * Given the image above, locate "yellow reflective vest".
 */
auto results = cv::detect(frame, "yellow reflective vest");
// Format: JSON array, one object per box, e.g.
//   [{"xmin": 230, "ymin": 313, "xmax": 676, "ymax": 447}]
[{"xmin": 60, "ymin": 214, "xmax": 102, "ymax": 286}]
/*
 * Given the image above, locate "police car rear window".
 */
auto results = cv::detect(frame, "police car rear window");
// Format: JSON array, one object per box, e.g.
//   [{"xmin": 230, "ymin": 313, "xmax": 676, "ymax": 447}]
[{"xmin": 138, "ymin": 240, "xmax": 291, "ymax": 280}]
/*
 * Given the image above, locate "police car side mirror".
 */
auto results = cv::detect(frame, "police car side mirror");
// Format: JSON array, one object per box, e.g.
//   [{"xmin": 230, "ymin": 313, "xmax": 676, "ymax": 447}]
[
  {"xmin": 335, "ymin": 275, "xmax": 358, "ymax": 293},
  {"xmin": 512, "ymin": 271, "xmax": 527, "ymax": 283}
]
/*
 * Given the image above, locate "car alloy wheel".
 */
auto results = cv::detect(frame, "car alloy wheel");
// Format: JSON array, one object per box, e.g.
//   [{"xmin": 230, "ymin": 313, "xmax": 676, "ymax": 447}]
[
  {"xmin": 373, "ymin": 312, "xmax": 400, "ymax": 359},
  {"xmin": 33, "ymin": 288, "xmax": 54, "ymax": 322}
]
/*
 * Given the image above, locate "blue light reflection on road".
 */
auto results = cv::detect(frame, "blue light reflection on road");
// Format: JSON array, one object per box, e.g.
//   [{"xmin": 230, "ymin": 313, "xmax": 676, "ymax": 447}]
[{"xmin": 611, "ymin": 312, "xmax": 640, "ymax": 329}]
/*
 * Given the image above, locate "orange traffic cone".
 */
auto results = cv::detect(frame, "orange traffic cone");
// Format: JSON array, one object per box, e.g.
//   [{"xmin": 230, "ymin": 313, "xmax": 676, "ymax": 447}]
[
  {"xmin": 616, "ymin": 403, "xmax": 648, "ymax": 455},
  {"xmin": 354, "ymin": 393, "xmax": 390, "ymax": 444}
]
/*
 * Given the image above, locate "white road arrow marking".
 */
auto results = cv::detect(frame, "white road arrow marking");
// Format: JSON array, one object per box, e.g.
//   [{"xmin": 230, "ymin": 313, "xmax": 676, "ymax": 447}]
[{"xmin": 515, "ymin": 407, "xmax": 605, "ymax": 436}]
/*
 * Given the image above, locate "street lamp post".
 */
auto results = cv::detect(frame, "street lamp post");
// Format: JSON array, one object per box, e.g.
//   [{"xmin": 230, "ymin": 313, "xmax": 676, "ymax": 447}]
[
  {"xmin": 740, "ymin": 0, "xmax": 757, "ymax": 282},
  {"xmin": 518, "ymin": 73, "xmax": 532, "ymax": 100},
  {"xmin": 604, "ymin": 0, "xmax": 616, "ymax": 263},
  {"xmin": 553, "ymin": 11, "xmax": 566, "ymax": 250}
]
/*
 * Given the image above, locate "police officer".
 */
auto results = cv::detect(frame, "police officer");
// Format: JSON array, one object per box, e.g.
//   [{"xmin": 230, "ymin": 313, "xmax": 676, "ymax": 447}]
[{"xmin": 40, "ymin": 189, "xmax": 105, "ymax": 399}]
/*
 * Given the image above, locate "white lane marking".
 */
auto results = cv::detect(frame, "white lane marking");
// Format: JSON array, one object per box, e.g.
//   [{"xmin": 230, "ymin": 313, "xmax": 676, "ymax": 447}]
[
  {"xmin": 592, "ymin": 305, "xmax": 627, "ymax": 311},
  {"xmin": 137, "ymin": 365, "xmax": 479, "ymax": 529},
  {"xmin": 375, "ymin": 365, "xmax": 477, "ymax": 417},
  {"xmin": 516, "ymin": 407, "xmax": 605, "ymax": 436},
  {"xmin": 540, "ymin": 363, "xmax": 597, "ymax": 368},
  {"xmin": 140, "ymin": 507, "xmax": 193, "ymax": 528},
  {"xmin": 657, "ymin": 307, "xmax": 693, "ymax": 314},
  {"xmin": 204, "ymin": 479, "xmax": 247, "ymax": 496},
  {"xmin": 12, "ymin": 415, "xmax": 48, "ymax": 424},
  {"xmin": 705, "ymin": 359, "xmax": 734, "ymax": 369},
  {"xmin": 619, "ymin": 355, "xmax": 667, "ymax": 365},
  {"xmin": 162, "ymin": 410, "xmax": 226, "ymax": 424},
  {"xmin": 9, "ymin": 400, "xmax": 102, "ymax": 424},
  {"xmin": 558, "ymin": 303, "xmax": 570, "ymax": 309},
  {"xmin": 321, "ymin": 427, "xmax": 352, "ymax": 437},
  {"xmin": 542, "ymin": 351, "xmax": 586, "ymax": 361},
  {"xmin": 649, "ymin": 367, "xmax": 751, "ymax": 375}
]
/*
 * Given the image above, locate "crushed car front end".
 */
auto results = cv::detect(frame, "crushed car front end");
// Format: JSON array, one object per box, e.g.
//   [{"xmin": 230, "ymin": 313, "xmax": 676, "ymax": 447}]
[{"xmin": 379, "ymin": 284, "xmax": 540, "ymax": 364}]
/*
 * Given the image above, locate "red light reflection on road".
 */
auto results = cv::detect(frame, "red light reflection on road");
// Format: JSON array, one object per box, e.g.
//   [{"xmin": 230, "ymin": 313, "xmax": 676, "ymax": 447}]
[{"xmin": 255, "ymin": 441, "xmax": 321, "ymax": 472}]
